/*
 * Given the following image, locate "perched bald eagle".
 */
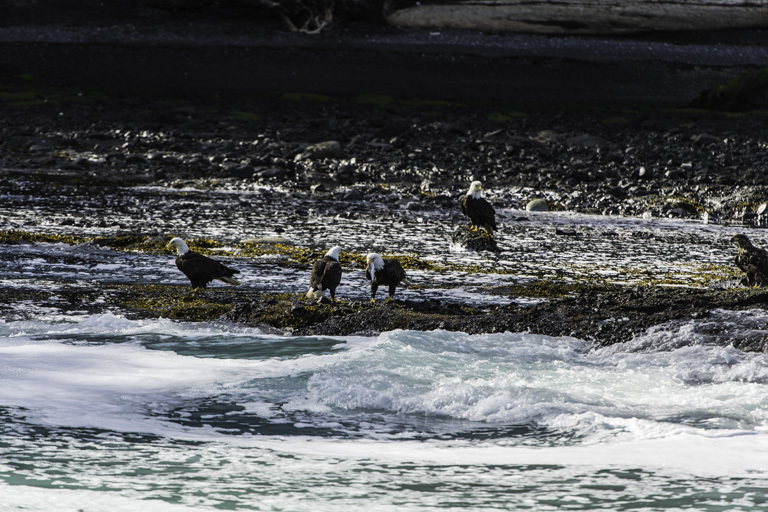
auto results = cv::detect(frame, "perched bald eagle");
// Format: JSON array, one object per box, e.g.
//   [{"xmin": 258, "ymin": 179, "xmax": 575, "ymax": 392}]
[
  {"xmin": 366, "ymin": 253, "xmax": 410, "ymax": 302},
  {"xmin": 166, "ymin": 237, "xmax": 241, "ymax": 291},
  {"xmin": 731, "ymin": 234, "xmax": 768, "ymax": 287},
  {"xmin": 307, "ymin": 246, "xmax": 343, "ymax": 301},
  {"xmin": 461, "ymin": 180, "xmax": 497, "ymax": 237}
]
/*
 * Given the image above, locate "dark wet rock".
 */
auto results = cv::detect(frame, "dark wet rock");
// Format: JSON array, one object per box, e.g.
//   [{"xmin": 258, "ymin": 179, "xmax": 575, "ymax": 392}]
[
  {"xmin": 254, "ymin": 167, "xmax": 285, "ymax": 180},
  {"xmin": 116, "ymin": 284, "xmax": 768, "ymax": 353},
  {"xmin": 222, "ymin": 161, "xmax": 254, "ymax": 178},
  {"xmin": 404, "ymin": 201, "xmax": 425, "ymax": 211},
  {"xmin": 310, "ymin": 182, "xmax": 328, "ymax": 194},
  {"xmin": 565, "ymin": 134, "xmax": 611, "ymax": 149},
  {"xmin": 451, "ymin": 226, "xmax": 499, "ymax": 252},
  {"xmin": 338, "ymin": 187, "xmax": 365, "ymax": 201}
]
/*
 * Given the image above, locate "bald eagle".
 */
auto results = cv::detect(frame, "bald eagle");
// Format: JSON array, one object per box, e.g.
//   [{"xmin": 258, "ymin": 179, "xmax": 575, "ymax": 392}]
[
  {"xmin": 166, "ymin": 237, "xmax": 241, "ymax": 291},
  {"xmin": 366, "ymin": 253, "xmax": 410, "ymax": 302},
  {"xmin": 307, "ymin": 246, "xmax": 343, "ymax": 301},
  {"xmin": 731, "ymin": 234, "xmax": 768, "ymax": 287},
  {"xmin": 461, "ymin": 180, "xmax": 497, "ymax": 237}
]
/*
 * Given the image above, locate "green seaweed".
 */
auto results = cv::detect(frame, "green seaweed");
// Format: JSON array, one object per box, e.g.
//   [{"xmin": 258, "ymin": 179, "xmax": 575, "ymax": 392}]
[
  {"xmin": 0, "ymin": 90, "xmax": 36, "ymax": 101},
  {"xmin": 230, "ymin": 110, "xmax": 260, "ymax": 121},
  {"xmin": 110, "ymin": 283, "xmax": 235, "ymax": 321},
  {"xmin": 488, "ymin": 111, "xmax": 527, "ymax": 122},
  {"xmin": 0, "ymin": 230, "xmax": 89, "ymax": 246},
  {"xmin": 665, "ymin": 196, "xmax": 705, "ymax": 216},
  {"xmin": 697, "ymin": 67, "xmax": 768, "ymax": 110}
]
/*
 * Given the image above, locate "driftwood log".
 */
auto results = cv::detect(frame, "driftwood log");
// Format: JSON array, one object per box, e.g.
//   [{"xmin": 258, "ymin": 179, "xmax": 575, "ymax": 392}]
[{"xmin": 387, "ymin": 0, "xmax": 768, "ymax": 34}]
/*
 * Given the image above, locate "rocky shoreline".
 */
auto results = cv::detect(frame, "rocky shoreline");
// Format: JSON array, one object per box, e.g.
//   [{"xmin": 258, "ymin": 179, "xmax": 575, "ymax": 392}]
[
  {"xmin": 3, "ymin": 84, "xmax": 768, "ymax": 223},
  {"xmin": 234, "ymin": 285, "xmax": 768, "ymax": 352},
  {"xmin": 3, "ymin": 20, "xmax": 768, "ymax": 351},
  {"xmin": 0, "ymin": 225, "xmax": 764, "ymax": 352},
  {"xmin": 99, "ymin": 275, "xmax": 768, "ymax": 352}
]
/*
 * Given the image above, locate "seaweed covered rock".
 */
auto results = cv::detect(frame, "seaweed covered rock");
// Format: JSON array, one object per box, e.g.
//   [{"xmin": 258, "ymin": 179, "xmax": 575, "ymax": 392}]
[
  {"xmin": 691, "ymin": 67, "xmax": 768, "ymax": 111},
  {"xmin": 224, "ymin": 294, "xmax": 361, "ymax": 330},
  {"xmin": 451, "ymin": 226, "xmax": 499, "ymax": 252}
]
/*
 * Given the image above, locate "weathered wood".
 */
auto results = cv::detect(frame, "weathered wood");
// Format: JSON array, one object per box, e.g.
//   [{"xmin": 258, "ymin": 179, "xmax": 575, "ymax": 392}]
[{"xmin": 387, "ymin": 0, "xmax": 768, "ymax": 34}]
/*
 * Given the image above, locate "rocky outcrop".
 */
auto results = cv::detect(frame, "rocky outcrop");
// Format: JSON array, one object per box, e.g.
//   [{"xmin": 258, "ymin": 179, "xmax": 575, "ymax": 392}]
[
  {"xmin": 451, "ymin": 227, "xmax": 499, "ymax": 252},
  {"xmin": 387, "ymin": 1, "xmax": 768, "ymax": 34}
]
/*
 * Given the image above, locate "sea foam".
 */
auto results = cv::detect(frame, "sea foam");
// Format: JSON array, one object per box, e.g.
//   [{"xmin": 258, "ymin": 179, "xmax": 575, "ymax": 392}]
[{"xmin": 2, "ymin": 316, "xmax": 768, "ymax": 450}]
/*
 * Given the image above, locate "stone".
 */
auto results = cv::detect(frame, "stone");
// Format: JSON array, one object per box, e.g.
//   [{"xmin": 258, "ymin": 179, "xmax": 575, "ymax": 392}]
[
  {"xmin": 340, "ymin": 188, "xmax": 364, "ymax": 201},
  {"xmin": 295, "ymin": 141, "xmax": 344, "ymax": 161},
  {"xmin": 526, "ymin": 198, "xmax": 549, "ymax": 212},
  {"xmin": 310, "ymin": 182, "xmax": 327, "ymax": 194},
  {"xmin": 451, "ymin": 226, "xmax": 499, "ymax": 252},
  {"xmin": 565, "ymin": 134, "xmax": 610, "ymax": 149},
  {"xmin": 254, "ymin": 167, "xmax": 284, "ymax": 179}
]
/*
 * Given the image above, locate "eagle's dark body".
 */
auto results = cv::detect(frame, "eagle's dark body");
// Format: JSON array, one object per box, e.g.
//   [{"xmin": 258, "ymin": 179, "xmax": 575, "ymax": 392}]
[
  {"xmin": 308, "ymin": 255, "xmax": 342, "ymax": 300},
  {"xmin": 461, "ymin": 181, "xmax": 496, "ymax": 237},
  {"xmin": 176, "ymin": 251, "xmax": 241, "ymax": 290},
  {"xmin": 366, "ymin": 254, "xmax": 408, "ymax": 301},
  {"xmin": 732, "ymin": 234, "xmax": 768, "ymax": 287}
]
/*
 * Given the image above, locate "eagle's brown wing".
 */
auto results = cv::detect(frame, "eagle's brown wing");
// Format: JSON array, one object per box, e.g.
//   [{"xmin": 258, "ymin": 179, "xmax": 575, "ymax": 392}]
[
  {"xmin": 461, "ymin": 195, "xmax": 496, "ymax": 230},
  {"xmin": 321, "ymin": 259, "xmax": 342, "ymax": 292},
  {"xmin": 309, "ymin": 258, "xmax": 328, "ymax": 290},
  {"xmin": 178, "ymin": 252, "xmax": 239, "ymax": 288},
  {"xmin": 382, "ymin": 259, "xmax": 407, "ymax": 285}
]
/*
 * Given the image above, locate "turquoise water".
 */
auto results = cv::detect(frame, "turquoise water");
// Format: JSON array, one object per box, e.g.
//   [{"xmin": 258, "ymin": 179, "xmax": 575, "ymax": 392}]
[{"xmin": 2, "ymin": 313, "xmax": 768, "ymax": 511}]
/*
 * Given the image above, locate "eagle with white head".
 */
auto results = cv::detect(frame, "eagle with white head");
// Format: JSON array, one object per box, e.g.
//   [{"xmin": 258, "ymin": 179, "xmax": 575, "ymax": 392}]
[
  {"xmin": 365, "ymin": 253, "xmax": 410, "ymax": 302},
  {"xmin": 460, "ymin": 180, "xmax": 497, "ymax": 238},
  {"xmin": 166, "ymin": 237, "xmax": 241, "ymax": 292},
  {"xmin": 307, "ymin": 246, "xmax": 343, "ymax": 301}
]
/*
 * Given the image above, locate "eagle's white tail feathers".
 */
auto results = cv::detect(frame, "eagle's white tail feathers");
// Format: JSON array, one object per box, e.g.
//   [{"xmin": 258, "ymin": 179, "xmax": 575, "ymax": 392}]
[
  {"xmin": 219, "ymin": 276, "xmax": 242, "ymax": 286},
  {"xmin": 306, "ymin": 287, "xmax": 323, "ymax": 299},
  {"xmin": 401, "ymin": 278, "xmax": 413, "ymax": 287}
]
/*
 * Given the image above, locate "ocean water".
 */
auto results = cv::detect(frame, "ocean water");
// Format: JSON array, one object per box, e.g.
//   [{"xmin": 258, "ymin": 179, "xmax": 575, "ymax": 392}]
[{"xmin": 2, "ymin": 312, "xmax": 768, "ymax": 511}]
